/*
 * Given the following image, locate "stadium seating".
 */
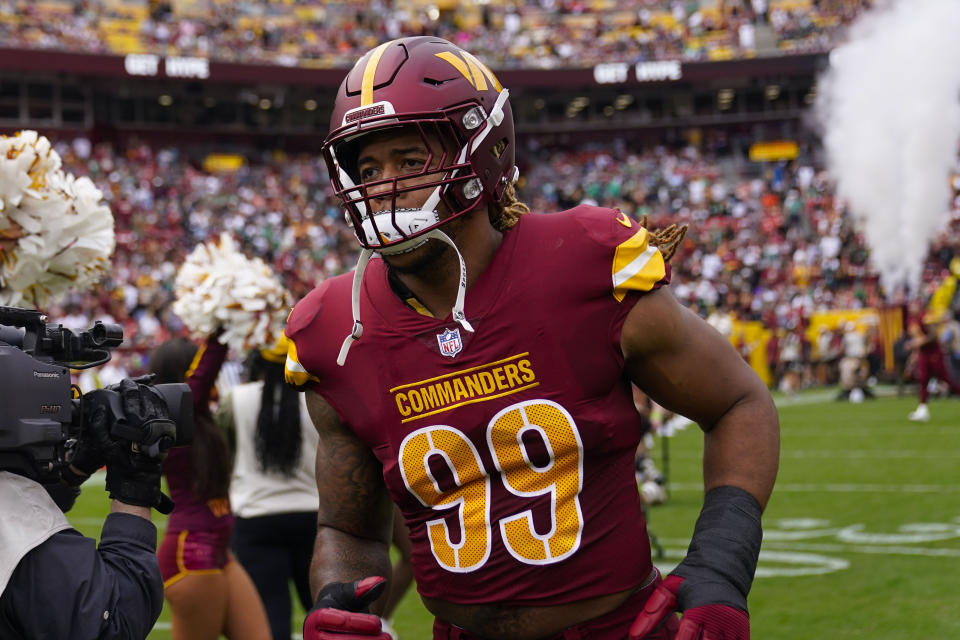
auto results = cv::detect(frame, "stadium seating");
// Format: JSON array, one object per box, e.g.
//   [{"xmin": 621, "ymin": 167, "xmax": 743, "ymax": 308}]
[{"xmin": 0, "ymin": 0, "xmax": 873, "ymax": 67}]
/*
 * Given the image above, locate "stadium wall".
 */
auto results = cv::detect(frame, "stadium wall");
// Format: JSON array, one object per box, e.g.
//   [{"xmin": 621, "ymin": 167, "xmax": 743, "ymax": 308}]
[{"xmin": 0, "ymin": 47, "xmax": 826, "ymax": 149}]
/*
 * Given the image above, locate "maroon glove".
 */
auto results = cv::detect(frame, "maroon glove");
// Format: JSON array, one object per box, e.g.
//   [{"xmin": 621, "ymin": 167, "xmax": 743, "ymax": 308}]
[
  {"xmin": 629, "ymin": 575, "xmax": 749, "ymax": 640},
  {"xmin": 303, "ymin": 577, "xmax": 393, "ymax": 640}
]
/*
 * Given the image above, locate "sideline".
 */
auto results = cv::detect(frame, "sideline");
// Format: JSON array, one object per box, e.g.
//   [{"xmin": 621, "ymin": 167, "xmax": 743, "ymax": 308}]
[{"xmin": 771, "ymin": 384, "xmax": 903, "ymax": 407}]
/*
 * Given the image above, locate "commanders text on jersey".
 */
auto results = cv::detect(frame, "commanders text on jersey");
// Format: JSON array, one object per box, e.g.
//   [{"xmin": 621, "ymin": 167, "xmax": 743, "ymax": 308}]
[{"xmin": 391, "ymin": 353, "xmax": 538, "ymax": 422}]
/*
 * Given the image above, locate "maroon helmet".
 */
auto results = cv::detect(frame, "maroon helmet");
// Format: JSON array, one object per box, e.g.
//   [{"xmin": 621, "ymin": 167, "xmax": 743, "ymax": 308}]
[{"xmin": 321, "ymin": 37, "xmax": 516, "ymax": 254}]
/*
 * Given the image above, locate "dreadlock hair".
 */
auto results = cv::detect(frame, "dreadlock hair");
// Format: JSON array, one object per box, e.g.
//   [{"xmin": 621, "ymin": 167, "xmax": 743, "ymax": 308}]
[
  {"xmin": 487, "ymin": 184, "xmax": 686, "ymax": 263},
  {"xmin": 639, "ymin": 214, "xmax": 688, "ymax": 263},
  {"xmin": 489, "ymin": 182, "xmax": 529, "ymax": 232},
  {"xmin": 148, "ymin": 336, "xmax": 232, "ymax": 501},
  {"xmin": 246, "ymin": 352, "xmax": 303, "ymax": 477}
]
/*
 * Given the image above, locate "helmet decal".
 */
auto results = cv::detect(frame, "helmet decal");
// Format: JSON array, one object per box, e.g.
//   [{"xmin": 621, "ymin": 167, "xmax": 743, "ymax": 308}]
[
  {"xmin": 360, "ymin": 40, "xmax": 395, "ymax": 106},
  {"xmin": 434, "ymin": 51, "xmax": 502, "ymax": 92},
  {"xmin": 342, "ymin": 100, "xmax": 396, "ymax": 128}
]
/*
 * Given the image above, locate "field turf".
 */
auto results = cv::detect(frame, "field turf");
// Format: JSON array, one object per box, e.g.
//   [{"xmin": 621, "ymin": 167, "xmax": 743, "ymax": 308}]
[{"xmin": 67, "ymin": 389, "xmax": 960, "ymax": 639}]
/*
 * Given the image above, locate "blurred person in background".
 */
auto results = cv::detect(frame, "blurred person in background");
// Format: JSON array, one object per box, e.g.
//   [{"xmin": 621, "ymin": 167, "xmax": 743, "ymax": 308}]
[
  {"xmin": 837, "ymin": 322, "xmax": 874, "ymax": 401},
  {"xmin": 149, "ymin": 336, "xmax": 270, "ymax": 640},
  {"xmin": 285, "ymin": 36, "xmax": 779, "ymax": 640},
  {"xmin": 938, "ymin": 312, "xmax": 960, "ymax": 381},
  {"xmin": 778, "ymin": 327, "xmax": 803, "ymax": 393},
  {"xmin": 906, "ymin": 308, "xmax": 960, "ymax": 422},
  {"xmin": 216, "ymin": 337, "xmax": 319, "ymax": 640},
  {"xmin": 765, "ymin": 326, "xmax": 781, "ymax": 389},
  {"xmin": 814, "ymin": 326, "xmax": 838, "ymax": 387},
  {"xmin": 893, "ymin": 330, "xmax": 911, "ymax": 396},
  {"xmin": 75, "ymin": 351, "xmax": 131, "ymax": 390},
  {"xmin": 632, "ymin": 386, "xmax": 668, "ymax": 507}
]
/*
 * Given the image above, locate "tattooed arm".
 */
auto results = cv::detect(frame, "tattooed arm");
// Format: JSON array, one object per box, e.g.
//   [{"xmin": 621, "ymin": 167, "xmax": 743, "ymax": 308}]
[{"xmin": 305, "ymin": 390, "xmax": 394, "ymax": 613}]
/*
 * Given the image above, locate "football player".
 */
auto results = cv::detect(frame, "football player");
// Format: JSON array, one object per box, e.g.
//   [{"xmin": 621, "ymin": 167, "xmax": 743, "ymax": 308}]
[
  {"xmin": 907, "ymin": 307, "xmax": 960, "ymax": 421},
  {"xmin": 285, "ymin": 36, "xmax": 780, "ymax": 640}
]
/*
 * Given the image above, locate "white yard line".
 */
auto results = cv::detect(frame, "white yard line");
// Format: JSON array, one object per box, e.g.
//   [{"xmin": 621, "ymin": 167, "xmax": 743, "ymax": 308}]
[
  {"xmin": 773, "ymin": 390, "xmax": 847, "ymax": 406},
  {"xmin": 666, "ymin": 449, "xmax": 960, "ymax": 458},
  {"xmin": 669, "ymin": 482, "xmax": 960, "ymax": 493},
  {"xmin": 760, "ymin": 541, "xmax": 960, "ymax": 557},
  {"xmin": 776, "ymin": 450, "xmax": 960, "ymax": 458},
  {"xmin": 783, "ymin": 427, "xmax": 959, "ymax": 436},
  {"xmin": 658, "ymin": 538, "xmax": 960, "ymax": 558}
]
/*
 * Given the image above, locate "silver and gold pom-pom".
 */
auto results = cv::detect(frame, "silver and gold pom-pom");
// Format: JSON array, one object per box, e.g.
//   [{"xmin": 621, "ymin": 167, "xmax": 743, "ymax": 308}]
[
  {"xmin": 0, "ymin": 130, "xmax": 115, "ymax": 307},
  {"xmin": 173, "ymin": 232, "xmax": 293, "ymax": 353}
]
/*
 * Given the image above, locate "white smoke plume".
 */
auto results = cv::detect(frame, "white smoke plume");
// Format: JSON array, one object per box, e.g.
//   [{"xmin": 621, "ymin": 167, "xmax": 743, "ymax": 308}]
[{"xmin": 815, "ymin": 0, "xmax": 960, "ymax": 298}]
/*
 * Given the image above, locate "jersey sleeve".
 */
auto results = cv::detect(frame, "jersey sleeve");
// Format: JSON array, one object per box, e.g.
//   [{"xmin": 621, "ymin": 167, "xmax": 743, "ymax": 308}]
[
  {"xmin": 283, "ymin": 280, "xmax": 330, "ymax": 391},
  {"xmin": 570, "ymin": 205, "xmax": 670, "ymax": 302}
]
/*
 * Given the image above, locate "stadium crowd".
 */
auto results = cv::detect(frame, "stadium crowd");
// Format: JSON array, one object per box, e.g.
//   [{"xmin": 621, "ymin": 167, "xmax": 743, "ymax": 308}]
[
  {"xmin": 0, "ymin": 0, "xmax": 873, "ymax": 68},
  {"xmin": 522, "ymin": 140, "xmax": 886, "ymax": 324},
  {"xmin": 48, "ymin": 134, "xmax": 960, "ymax": 395}
]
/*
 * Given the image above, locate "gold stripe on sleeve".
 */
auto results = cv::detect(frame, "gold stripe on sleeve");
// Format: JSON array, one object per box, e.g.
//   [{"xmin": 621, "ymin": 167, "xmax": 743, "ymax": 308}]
[
  {"xmin": 185, "ymin": 344, "xmax": 205, "ymax": 380},
  {"xmin": 612, "ymin": 228, "xmax": 666, "ymax": 302},
  {"xmin": 284, "ymin": 339, "xmax": 321, "ymax": 386}
]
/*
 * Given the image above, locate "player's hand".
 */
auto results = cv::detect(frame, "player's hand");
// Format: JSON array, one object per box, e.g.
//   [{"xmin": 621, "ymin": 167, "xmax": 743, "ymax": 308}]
[
  {"xmin": 303, "ymin": 577, "xmax": 393, "ymax": 640},
  {"xmin": 628, "ymin": 575, "xmax": 749, "ymax": 639}
]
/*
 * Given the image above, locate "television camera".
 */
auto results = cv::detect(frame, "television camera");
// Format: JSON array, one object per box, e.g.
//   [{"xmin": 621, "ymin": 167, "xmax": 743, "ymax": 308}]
[{"xmin": 0, "ymin": 306, "xmax": 193, "ymax": 484}]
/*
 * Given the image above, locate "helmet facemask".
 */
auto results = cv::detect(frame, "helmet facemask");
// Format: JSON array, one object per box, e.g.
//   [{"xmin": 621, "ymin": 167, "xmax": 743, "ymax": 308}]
[{"xmin": 323, "ymin": 98, "xmax": 508, "ymax": 256}]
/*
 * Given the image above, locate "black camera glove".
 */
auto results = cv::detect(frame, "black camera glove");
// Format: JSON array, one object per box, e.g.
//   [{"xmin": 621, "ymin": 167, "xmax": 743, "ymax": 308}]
[
  {"xmin": 62, "ymin": 406, "xmax": 115, "ymax": 488},
  {"xmin": 83, "ymin": 379, "xmax": 176, "ymax": 514},
  {"xmin": 64, "ymin": 443, "xmax": 105, "ymax": 485},
  {"xmin": 64, "ymin": 374, "xmax": 172, "ymax": 486}
]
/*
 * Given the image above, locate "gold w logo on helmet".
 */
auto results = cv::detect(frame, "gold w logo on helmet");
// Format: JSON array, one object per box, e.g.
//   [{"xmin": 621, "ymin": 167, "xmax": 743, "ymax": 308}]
[{"xmin": 434, "ymin": 51, "xmax": 503, "ymax": 92}]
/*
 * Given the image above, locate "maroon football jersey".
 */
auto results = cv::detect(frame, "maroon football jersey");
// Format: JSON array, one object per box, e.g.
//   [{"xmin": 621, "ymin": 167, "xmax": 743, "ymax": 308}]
[{"xmin": 286, "ymin": 205, "xmax": 667, "ymax": 606}]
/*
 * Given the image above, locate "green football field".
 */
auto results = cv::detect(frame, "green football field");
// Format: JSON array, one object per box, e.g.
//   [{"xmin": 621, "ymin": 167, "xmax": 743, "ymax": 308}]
[{"xmin": 68, "ymin": 389, "xmax": 960, "ymax": 639}]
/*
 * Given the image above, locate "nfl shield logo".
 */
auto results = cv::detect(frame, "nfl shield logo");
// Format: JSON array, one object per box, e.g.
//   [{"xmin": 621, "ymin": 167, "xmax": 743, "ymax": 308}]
[{"xmin": 437, "ymin": 328, "xmax": 463, "ymax": 357}]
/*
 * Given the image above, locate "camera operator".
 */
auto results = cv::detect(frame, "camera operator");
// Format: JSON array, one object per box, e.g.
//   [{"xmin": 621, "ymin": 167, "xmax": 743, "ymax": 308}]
[{"xmin": 0, "ymin": 379, "xmax": 173, "ymax": 640}]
